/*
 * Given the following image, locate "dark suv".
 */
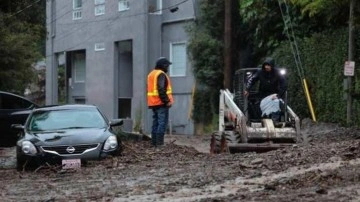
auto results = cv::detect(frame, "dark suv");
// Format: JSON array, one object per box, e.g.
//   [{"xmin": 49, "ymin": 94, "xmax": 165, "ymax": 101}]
[{"xmin": 0, "ymin": 91, "xmax": 38, "ymax": 146}]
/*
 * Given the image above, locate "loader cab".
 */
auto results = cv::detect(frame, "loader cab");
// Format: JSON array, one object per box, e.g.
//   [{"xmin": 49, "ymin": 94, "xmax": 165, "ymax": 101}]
[
  {"xmin": 234, "ymin": 68, "xmax": 262, "ymax": 123},
  {"xmin": 245, "ymin": 69, "xmax": 264, "ymax": 122}
]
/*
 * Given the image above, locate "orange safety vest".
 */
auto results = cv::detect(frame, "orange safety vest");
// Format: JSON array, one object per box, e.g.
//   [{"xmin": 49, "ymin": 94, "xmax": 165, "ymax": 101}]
[{"xmin": 147, "ymin": 69, "xmax": 174, "ymax": 107}]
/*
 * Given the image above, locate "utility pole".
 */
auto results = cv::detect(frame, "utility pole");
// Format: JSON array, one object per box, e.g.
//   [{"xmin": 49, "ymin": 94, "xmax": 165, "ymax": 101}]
[
  {"xmin": 46, "ymin": 0, "xmax": 58, "ymax": 105},
  {"xmin": 347, "ymin": 0, "xmax": 355, "ymax": 125},
  {"xmin": 224, "ymin": 0, "xmax": 232, "ymax": 89}
]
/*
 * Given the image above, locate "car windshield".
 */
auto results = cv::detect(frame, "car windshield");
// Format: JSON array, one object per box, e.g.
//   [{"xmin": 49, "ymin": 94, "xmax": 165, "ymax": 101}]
[{"xmin": 27, "ymin": 108, "xmax": 108, "ymax": 131}]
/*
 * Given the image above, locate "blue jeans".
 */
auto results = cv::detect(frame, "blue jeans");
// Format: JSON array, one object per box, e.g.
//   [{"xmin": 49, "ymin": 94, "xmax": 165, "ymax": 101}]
[
  {"xmin": 271, "ymin": 111, "xmax": 281, "ymax": 122},
  {"xmin": 151, "ymin": 107, "xmax": 169, "ymax": 146}
]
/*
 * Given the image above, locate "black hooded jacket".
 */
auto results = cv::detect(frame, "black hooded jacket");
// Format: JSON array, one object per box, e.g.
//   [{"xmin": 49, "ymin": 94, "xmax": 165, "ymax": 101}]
[{"xmin": 245, "ymin": 57, "xmax": 287, "ymax": 99}]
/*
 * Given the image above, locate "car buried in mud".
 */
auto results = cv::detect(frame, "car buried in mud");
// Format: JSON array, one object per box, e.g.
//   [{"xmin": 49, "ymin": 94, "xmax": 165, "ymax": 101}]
[{"xmin": 12, "ymin": 104, "xmax": 123, "ymax": 171}]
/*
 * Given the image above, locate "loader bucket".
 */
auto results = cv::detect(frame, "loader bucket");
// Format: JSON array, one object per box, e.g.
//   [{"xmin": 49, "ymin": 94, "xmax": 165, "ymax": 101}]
[{"xmin": 227, "ymin": 142, "xmax": 295, "ymax": 153}]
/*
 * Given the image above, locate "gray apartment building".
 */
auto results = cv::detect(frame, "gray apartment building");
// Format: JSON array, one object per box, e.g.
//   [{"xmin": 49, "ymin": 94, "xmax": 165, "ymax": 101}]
[{"xmin": 46, "ymin": 0, "xmax": 199, "ymax": 135}]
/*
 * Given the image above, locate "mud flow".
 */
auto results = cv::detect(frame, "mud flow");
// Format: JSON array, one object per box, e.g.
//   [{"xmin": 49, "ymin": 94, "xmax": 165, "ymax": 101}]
[{"xmin": 1, "ymin": 120, "xmax": 360, "ymax": 201}]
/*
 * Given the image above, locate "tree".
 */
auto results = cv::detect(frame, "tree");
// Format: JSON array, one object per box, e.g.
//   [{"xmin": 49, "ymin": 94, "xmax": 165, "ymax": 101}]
[
  {"xmin": 186, "ymin": 0, "xmax": 225, "ymax": 127},
  {"xmin": 186, "ymin": 0, "xmax": 249, "ymax": 128},
  {"xmin": 0, "ymin": 0, "xmax": 45, "ymax": 94},
  {"xmin": 239, "ymin": 0, "xmax": 360, "ymax": 59},
  {"xmin": 290, "ymin": 0, "xmax": 355, "ymax": 25}
]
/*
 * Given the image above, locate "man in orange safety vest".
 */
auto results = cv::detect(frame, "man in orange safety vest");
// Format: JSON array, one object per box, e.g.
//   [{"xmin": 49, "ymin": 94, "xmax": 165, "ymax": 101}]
[{"xmin": 147, "ymin": 57, "xmax": 174, "ymax": 147}]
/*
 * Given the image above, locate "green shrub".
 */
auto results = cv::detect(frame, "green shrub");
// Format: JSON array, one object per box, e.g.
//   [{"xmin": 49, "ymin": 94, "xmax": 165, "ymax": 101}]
[{"xmin": 273, "ymin": 28, "xmax": 360, "ymax": 126}]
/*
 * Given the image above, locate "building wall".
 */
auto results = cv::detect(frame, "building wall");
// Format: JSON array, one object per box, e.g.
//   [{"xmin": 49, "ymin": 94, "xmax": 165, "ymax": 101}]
[{"xmin": 47, "ymin": 0, "xmax": 196, "ymax": 135}]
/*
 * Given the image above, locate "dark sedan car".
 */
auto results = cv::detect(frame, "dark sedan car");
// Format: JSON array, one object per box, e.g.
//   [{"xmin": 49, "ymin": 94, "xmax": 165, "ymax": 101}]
[
  {"xmin": 0, "ymin": 91, "xmax": 38, "ymax": 146},
  {"xmin": 12, "ymin": 104, "xmax": 123, "ymax": 171}
]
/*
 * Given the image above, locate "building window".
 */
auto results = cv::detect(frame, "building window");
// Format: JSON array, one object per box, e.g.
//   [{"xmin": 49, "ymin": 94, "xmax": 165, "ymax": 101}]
[
  {"xmin": 118, "ymin": 98, "xmax": 131, "ymax": 118},
  {"xmin": 73, "ymin": 53, "xmax": 85, "ymax": 83},
  {"xmin": 149, "ymin": 0, "xmax": 162, "ymax": 14},
  {"xmin": 95, "ymin": 0, "xmax": 105, "ymax": 16},
  {"xmin": 170, "ymin": 42, "xmax": 187, "ymax": 77},
  {"xmin": 118, "ymin": 0, "xmax": 129, "ymax": 12},
  {"xmin": 95, "ymin": 42, "xmax": 105, "ymax": 51},
  {"xmin": 73, "ymin": 0, "xmax": 82, "ymax": 9},
  {"xmin": 73, "ymin": 0, "xmax": 82, "ymax": 20}
]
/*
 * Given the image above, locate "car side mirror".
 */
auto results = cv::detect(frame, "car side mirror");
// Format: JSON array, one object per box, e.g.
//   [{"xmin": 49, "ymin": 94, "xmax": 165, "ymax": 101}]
[
  {"xmin": 109, "ymin": 119, "xmax": 123, "ymax": 127},
  {"xmin": 11, "ymin": 124, "xmax": 24, "ymax": 131}
]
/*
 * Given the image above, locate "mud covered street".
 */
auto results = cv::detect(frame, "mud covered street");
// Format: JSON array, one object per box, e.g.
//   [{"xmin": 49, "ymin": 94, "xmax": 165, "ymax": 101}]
[{"xmin": 1, "ymin": 119, "xmax": 360, "ymax": 201}]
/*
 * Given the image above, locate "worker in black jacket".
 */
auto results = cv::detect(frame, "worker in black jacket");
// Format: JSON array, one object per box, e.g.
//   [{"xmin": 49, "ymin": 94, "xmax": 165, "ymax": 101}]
[
  {"xmin": 244, "ymin": 57, "xmax": 286, "ymax": 125},
  {"xmin": 244, "ymin": 57, "xmax": 286, "ymax": 100}
]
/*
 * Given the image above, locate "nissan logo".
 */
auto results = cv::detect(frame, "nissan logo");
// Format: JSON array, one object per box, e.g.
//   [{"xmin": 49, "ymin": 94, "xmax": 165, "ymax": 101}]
[{"xmin": 66, "ymin": 146, "xmax": 76, "ymax": 153}]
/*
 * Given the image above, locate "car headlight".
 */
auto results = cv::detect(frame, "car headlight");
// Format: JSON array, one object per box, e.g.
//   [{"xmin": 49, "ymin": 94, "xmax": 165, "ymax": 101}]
[
  {"xmin": 22, "ymin": 141, "xmax": 37, "ymax": 155},
  {"xmin": 103, "ymin": 135, "xmax": 118, "ymax": 151}
]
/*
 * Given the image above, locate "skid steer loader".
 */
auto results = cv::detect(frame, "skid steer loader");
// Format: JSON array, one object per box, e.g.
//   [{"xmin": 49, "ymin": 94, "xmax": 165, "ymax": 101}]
[{"xmin": 211, "ymin": 68, "xmax": 300, "ymax": 153}]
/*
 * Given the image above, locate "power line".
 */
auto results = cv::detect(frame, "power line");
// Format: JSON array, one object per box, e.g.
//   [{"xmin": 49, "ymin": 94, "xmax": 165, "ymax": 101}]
[
  {"xmin": 277, "ymin": 0, "xmax": 304, "ymax": 79},
  {"xmin": 277, "ymin": 0, "xmax": 316, "ymax": 122},
  {"xmin": 7, "ymin": 0, "xmax": 43, "ymax": 18},
  {"xmin": 57, "ymin": 0, "xmax": 190, "ymax": 26},
  {"xmin": 4, "ymin": 0, "xmax": 74, "ymax": 28},
  {"xmin": 50, "ymin": 13, "xmax": 120, "ymax": 55},
  {"xmin": 47, "ymin": 0, "xmax": 191, "ymax": 57},
  {"xmin": 46, "ymin": 0, "xmax": 92, "ymax": 26}
]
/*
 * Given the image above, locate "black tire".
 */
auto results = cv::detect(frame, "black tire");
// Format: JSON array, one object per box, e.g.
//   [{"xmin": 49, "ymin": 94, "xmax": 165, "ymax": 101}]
[
  {"xmin": 212, "ymin": 131, "xmax": 236, "ymax": 153},
  {"xmin": 211, "ymin": 131, "xmax": 222, "ymax": 154},
  {"xmin": 224, "ymin": 131, "xmax": 241, "ymax": 144}
]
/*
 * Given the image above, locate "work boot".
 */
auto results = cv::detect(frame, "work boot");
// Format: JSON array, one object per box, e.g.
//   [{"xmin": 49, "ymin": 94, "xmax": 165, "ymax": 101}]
[
  {"xmin": 151, "ymin": 133, "xmax": 157, "ymax": 147},
  {"xmin": 157, "ymin": 133, "xmax": 165, "ymax": 146}
]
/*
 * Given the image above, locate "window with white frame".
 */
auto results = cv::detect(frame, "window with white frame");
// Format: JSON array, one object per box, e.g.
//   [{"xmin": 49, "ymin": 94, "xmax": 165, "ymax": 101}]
[
  {"xmin": 73, "ymin": 0, "xmax": 82, "ymax": 20},
  {"xmin": 73, "ymin": 53, "xmax": 85, "ymax": 82},
  {"xmin": 149, "ymin": 0, "xmax": 162, "ymax": 14},
  {"xmin": 170, "ymin": 42, "xmax": 187, "ymax": 77},
  {"xmin": 73, "ymin": 0, "xmax": 82, "ymax": 9},
  {"xmin": 95, "ymin": 0, "xmax": 105, "ymax": 16},
  {"xmin": 118, "ymin": 0, "xmax": 129, "ymax": 12}
]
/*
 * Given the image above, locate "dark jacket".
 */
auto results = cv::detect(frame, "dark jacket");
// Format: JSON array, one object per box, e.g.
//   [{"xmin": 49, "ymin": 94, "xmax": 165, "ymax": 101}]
[
  {"xmin": 245, "ymin": 57, "xmax": 287, "ymax": 99},
  {"xmin": 156, "ymin": 70, "xmax": 170, "ymax": 106}
]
